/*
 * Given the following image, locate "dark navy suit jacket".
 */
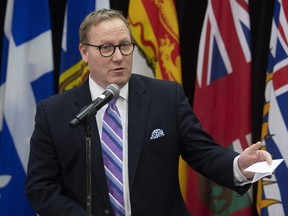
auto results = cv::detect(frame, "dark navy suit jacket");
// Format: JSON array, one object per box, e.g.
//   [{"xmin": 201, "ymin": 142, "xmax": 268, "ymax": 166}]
[{"xmin": 25, "ymin": 74, "xmax": 250, "ymax": 216}]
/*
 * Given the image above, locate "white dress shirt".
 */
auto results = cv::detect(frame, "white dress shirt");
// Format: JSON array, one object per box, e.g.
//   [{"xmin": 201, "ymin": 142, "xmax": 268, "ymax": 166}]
[{"xmin": 89, "ymin": 77, "xmax": 132, "ymax": 215}]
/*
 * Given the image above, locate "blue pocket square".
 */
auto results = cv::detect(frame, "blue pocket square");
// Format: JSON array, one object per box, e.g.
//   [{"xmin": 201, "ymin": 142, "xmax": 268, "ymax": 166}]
[{"xmin": 150, "ymin": 129, "xmax": 165, "ymax": 140}]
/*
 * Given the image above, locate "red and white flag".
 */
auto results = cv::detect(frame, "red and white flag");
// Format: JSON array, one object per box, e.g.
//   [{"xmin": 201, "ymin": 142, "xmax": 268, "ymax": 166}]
[{"xmin": 186, "ymin": 0, "xmax": 253, "ymax": 215}]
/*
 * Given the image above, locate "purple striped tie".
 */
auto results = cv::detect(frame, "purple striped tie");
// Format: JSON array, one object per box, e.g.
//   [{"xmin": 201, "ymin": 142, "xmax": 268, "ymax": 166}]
[{"xmin": 101, "ymin": 100, "xmax": 125, "ymax": 216}]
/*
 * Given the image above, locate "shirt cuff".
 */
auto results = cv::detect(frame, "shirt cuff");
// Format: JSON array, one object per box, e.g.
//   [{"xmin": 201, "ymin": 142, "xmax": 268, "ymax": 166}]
[{"xmin": 233, "ymin": 155, "xmax": 252, "ymax": 186}]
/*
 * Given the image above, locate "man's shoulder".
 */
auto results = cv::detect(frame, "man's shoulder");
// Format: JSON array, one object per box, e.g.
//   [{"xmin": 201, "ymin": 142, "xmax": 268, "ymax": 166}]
[
  {"xmin": 39, "ymin": 82, "xmax": 87, "ymax": 106},
  {"xmin": 129, "ymin": 74, "xmax": 184, "ymax": 100},
  {"xmin": 130, "ymin": 74, "xmax": 179, "ymax": 88}
]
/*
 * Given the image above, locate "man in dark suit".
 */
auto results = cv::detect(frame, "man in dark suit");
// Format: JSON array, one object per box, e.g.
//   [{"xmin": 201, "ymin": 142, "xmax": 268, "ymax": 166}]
[{"xmin": 25, "ymin": 9, "xmax": 272, "ymax": 216}]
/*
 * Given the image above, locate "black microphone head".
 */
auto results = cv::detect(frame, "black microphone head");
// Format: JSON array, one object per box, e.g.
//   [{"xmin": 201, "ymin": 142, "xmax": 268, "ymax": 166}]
[{"xmin": 106, "ymin": 84, "xmax": 120, "ymax": 99}]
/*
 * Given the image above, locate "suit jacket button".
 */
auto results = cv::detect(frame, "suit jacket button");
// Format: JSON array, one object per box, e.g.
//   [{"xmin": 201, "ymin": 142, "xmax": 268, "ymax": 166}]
[{"xmin": 104, "ymin": 209, "xmax": 110, "ymax": 215}]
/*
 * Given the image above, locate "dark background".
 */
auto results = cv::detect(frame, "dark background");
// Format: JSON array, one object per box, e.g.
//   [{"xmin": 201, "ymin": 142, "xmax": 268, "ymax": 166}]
[{"xmin": 0, "ymin": 0, "xmax": 275, "ymax": 212}]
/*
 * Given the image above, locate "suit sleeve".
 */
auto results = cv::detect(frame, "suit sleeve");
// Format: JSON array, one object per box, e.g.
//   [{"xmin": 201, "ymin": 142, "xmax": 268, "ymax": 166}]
[
  {"xmin": 175, "ymin": 83, "xmax": 250, "ymax": 195},
  {"xmin": 25, "ymin": 102, "xmax": 87, "ymax": 216}
]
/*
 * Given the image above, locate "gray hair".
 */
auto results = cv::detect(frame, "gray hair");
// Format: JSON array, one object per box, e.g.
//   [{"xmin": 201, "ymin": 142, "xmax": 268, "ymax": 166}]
[{"xmin": 79, "ymin": 8, "xmax": 131, "ymax": 44}]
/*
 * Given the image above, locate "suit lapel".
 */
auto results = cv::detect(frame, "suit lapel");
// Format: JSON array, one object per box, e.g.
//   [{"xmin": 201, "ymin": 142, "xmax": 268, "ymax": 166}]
[
  {"xmin": 71, "ymin": 81, "xmax": 110, "ymax": 204},
  {"xmin": 128, "ymin": 75, "xmax": 150, "ymax": 189},
  {"xmin": 72, "ymin": 77, "xmax": 151, "ymax": 200}
]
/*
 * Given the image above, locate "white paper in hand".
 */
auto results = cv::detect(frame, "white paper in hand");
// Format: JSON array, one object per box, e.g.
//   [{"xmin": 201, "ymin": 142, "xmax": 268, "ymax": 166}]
[{"xmin": 244, "ymin": 159, "xmax": 284, "ymax": 183}]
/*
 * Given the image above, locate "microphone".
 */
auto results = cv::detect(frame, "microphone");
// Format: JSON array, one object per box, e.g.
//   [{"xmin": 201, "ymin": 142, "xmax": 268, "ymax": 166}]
[{"xmin": 69, "ymin": 84, "xmax": 120, "ymax": 128}]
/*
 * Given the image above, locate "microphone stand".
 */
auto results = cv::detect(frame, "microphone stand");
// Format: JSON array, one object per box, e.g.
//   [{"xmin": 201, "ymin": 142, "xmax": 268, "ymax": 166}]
[
  {"xmin": 71, "ymin": 105, "xmax": 99, "ymax": 216},
  {"xmin": 83, "ymin": 122, "xmax": 92, "ymax": 216}
]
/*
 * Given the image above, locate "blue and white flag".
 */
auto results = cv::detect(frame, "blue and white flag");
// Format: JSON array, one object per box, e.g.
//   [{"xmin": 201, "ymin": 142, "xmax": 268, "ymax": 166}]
[
  {"xmin": 0, "ymin": 0, "xmax": 54, "ymax": 215},
  {"xmin": 257, "ymin": 0, "xmax": 288, "ymax": 215},
  {"xmin": 59, "ymin": 0, "xmax": 110, "ymax": 92}
]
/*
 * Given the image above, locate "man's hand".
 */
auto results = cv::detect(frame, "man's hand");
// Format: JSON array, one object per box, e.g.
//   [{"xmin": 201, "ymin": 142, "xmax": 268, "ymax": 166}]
[{"xmin": 238, "ymin": 141, "xmax": 272, "ymax": 180}]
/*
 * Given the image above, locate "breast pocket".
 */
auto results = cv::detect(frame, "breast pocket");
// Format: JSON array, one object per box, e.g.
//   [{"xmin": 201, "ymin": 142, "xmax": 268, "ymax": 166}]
[{"xmin": 145, "ymin": 133, "xmax": 177, "ymax": 158}]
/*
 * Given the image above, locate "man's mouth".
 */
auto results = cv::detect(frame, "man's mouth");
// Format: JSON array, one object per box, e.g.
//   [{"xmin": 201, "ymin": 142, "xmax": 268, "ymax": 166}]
[{"xmin": 112, "ymin": 67, "xmax": 125, "ymax": 72}]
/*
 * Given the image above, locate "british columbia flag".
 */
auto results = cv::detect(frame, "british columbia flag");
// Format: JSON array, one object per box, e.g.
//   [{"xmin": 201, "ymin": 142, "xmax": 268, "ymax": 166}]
[
  {"xmin": 187, "ymin": 0, "xmax": 253, "ymax": 215},
  {"xmin": 257, "ymin": 0, "xmax": 288, "ymax": 215}
]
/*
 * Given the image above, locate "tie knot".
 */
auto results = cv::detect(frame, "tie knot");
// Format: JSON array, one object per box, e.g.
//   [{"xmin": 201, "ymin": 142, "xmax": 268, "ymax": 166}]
[{"xmin": 108, "ymin": 99, "xmax": 116, "ymax": 108}]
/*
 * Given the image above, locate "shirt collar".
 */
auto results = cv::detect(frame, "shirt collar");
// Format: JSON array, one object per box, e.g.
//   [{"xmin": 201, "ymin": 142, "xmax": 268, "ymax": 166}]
[{"xmin": 89, "ymin": 76, "xmax": 128, "ymax": 102}]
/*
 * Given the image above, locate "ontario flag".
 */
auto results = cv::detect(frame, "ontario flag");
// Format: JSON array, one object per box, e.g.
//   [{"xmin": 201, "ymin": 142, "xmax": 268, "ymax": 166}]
[
  {"xmin": 59, "ymin": 0, "xmax": 109, "ymax": 92},
  {"xmin": 128, "ymin": 0, "xmax": 187, "ymax": 197},
  {"xmin": 186, "ymin": 0, "xmax": 253, "ymax": 215},
  {"xmin": 257, "ymin": 0, "xmax": 288, "ymax": 215}
]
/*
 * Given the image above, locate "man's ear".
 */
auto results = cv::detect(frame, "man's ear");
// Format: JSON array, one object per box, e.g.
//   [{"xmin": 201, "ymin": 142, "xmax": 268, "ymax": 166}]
[{"xmin": 79, "ymin": 44, "xmax": 88, "ymax": 62}]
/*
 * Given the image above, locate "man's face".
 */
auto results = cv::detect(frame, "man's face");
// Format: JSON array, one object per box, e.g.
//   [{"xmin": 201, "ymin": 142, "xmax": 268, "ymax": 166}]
[{"xmin": 79, "ymin": 18, "xmax": 133, "ymax": 89}]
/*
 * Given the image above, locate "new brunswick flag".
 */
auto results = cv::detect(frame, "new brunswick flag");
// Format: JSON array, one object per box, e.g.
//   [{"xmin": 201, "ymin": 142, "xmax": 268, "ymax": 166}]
[
  {"xmin": 128, "ymin": 0, "xmax": 186, "ymax": 195},
  {"xmin": 257, "ymin": 0, "xmax": 288, "ymax": 215},
  {"xmin": 59, "ymin": 0, "xmax": 109, "ymax": 92},
  {"xmin": 186, "ymin": 0, "xmax": 253, "ymax": 215},
  {"xmin": 128, "ymin": 0, "xmax": 182, "ymax": 83}
]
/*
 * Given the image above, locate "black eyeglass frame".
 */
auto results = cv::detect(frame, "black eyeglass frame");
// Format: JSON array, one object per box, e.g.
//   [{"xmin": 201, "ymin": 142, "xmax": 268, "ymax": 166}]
[{"xmin": 82, "ymin": 42, "xmax": 136, "ymax": 57}]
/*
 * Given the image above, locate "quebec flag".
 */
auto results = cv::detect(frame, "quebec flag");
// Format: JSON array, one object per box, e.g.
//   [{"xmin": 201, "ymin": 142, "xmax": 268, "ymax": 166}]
[{"xmin": 0, "ymin": 0, "xmax": 54, "ymax": 215}]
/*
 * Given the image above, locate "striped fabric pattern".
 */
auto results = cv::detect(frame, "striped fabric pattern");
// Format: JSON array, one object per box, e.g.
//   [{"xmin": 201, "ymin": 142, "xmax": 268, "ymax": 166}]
[{"xmin": 101, "ymin": 100, "xmax": 125, "ymax": 216}]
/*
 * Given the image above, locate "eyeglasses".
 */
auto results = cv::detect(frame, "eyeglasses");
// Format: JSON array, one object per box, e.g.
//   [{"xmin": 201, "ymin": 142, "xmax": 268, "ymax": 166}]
[{"xmin": 83, "ymin": 42, "xmax": 136, "ymax": 57}]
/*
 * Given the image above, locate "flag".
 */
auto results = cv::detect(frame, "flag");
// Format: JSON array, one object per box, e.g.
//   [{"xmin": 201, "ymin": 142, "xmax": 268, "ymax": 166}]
[
  {"xmin": 257, "ymin": 0, "xmax": 288, "ymax": 215},
  {"xmin": 0, "ymin": 0, "xmax": 54, "ymax": 215},
  {"xmin": 59, "ymin": 0, "xmax": 110, "ymax": 92},
  {"xmin": 131, "ymin": 45, "xmax": 154, "ymax": 78},
  {"xmin": 186, "ymin": 0, "xmax": 253, "ymax": 215},
  {"xmin": 128, "ymin": 0, "xmax": 182, "ymax": 83},
  {"xmin": 128, "ymin": 0, "xmax": 186, "ymax": 196}
]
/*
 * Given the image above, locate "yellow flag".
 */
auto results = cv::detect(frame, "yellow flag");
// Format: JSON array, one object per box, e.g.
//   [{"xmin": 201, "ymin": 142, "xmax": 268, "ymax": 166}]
[{"xmin": 128, "ymin": 0, "xmax": 187, "ymax": 198}]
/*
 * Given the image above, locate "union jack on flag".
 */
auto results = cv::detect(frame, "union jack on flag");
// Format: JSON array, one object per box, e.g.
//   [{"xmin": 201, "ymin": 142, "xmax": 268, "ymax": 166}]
[
  {"xmin": 197, "ymin": 0, "xmax": 251, "ymax": 87},
  {"xmin": 257, "ymin": 0, "xmax": 288, "ymax": 215}
]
